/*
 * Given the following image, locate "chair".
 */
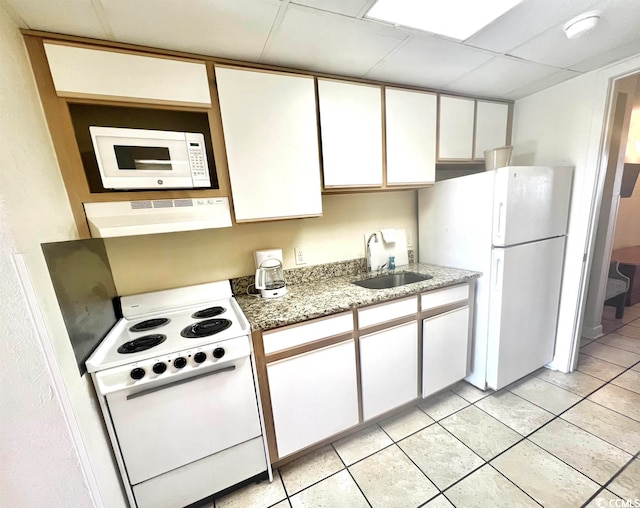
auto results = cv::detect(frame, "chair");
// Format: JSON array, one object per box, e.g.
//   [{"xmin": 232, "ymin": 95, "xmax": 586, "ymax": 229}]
[{"xmin": 604, "ymin": 261, "xmax": 631, "ymax": 319}]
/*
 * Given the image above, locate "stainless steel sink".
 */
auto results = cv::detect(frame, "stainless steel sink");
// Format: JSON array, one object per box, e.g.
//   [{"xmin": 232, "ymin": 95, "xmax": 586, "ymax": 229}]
[{"xmin": 353, "ymin": 271, "xmax": 432, "ymax": 290}]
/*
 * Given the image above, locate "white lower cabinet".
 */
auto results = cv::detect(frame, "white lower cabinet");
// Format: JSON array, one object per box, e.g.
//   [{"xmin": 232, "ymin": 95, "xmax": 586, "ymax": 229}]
[
  {"xmin": 360, "ymin": 321, "xmax": 418, "ymax": 420},
  {"xmin": 422, "ymin": 306, "xmax": 470, "ymax": 398},
  {"xmin": 267, "ymin": 340, "xmax": 359, "ymax": 458}
]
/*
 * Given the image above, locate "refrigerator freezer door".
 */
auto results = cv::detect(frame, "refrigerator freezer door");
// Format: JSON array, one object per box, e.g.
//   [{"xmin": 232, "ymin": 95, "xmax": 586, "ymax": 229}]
[
  {"xmin": 492, "ymin": 166, "xmax": 572, "ymax": 247},
  {"xmin": 486, "ymin": 236, "xmax": 565, "ymax": 390}
]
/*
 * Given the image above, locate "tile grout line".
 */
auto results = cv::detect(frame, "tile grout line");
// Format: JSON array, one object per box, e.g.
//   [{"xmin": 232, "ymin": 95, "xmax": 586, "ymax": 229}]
[
  {"xmin": 330, "ymin": 440, "xmax": 374, "ymax": 508},
  {"xmin": 375, "ymin": 419, "xmax": 449, "ymax": 504},
  {"xmin": 469, "ymin": 357, "xmax": 640, "ymax": 497},
  {"xmin": 579, "ymin": 450, "xmax": 640, "ymax": 508},
  {"xmin": 248, "ymin": 336, "xmax": 638, "ymax": 508},
  {"xmin": 485, "ymin": 463, "xmax": 544, "ymax": 507}
]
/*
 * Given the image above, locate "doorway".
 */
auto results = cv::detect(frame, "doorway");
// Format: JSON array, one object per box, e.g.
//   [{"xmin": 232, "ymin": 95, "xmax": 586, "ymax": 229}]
[{"xmin": 577, "ymin": 73, "xmax": 640, "ymax": 367}]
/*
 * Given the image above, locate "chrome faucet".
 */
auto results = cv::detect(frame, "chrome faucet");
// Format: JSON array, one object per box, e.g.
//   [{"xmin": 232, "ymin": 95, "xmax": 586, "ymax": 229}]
[{"xmin": 366, "ymin": 233, "xmax": 378, "ymax": 272}]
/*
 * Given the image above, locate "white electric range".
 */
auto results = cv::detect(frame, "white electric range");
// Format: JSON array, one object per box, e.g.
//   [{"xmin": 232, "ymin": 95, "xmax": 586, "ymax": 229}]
[{"xmin": 86, "ymin": 280, "xmax": 271, "ymax": 508}]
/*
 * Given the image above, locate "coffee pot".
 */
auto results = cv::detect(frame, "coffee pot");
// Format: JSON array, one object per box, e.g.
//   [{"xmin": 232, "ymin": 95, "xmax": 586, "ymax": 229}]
[{"xmin": 254, "ymin": 249, "xmax": 287, "ymax": 299}]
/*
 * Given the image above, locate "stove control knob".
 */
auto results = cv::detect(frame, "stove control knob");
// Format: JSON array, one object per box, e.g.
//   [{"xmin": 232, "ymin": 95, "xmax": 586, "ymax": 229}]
[
  {"xmin": 130, "ymin": 367, "xmax": 145, "ymax": 380},
  {"xmin": 174, "ymin": 357, "xmax": 187, "ymax": 369},
  {"xmin": 194, "ymin": 352, "xmax": 207, "ymax": 363},
  {"xmin": 213, "ymin": 347, "xmax": 225, "ymax": 359},
  {"xmin": 153, "ymin": 363, "xmax": 167, "ymax": 374}
]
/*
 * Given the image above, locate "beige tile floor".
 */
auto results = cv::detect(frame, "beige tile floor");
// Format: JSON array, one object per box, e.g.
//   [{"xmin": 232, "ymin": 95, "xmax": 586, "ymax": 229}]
[{"xmin": 207, "ymin": 304, "xmax": 640, "ymax": 508}]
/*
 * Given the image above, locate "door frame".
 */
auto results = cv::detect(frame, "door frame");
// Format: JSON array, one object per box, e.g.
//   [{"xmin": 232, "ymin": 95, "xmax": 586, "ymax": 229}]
[{"xmin": 568, "ymin": 71, "xmax": 639, "ymax": 371}]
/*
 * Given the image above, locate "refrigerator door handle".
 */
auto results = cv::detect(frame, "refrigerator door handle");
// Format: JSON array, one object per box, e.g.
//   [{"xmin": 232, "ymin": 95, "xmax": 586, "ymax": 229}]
[
  {"xmin": 496, "ymin": 202, "xmax": 505, "ymax": 240},
  {"xmin": 494, "ymin": 256, "xmax": 502, "ymax": 290}
]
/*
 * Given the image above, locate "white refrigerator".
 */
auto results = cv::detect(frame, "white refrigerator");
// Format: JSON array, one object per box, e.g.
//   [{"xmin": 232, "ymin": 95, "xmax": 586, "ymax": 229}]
[{"xmin": 418, "ymin": 166, "xmax": 573, "ymax": 390}]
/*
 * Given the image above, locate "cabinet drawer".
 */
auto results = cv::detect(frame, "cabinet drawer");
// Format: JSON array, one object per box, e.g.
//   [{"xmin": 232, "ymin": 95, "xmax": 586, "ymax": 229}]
[
  {"xmin": 421, "ymin": 284, "xmax": 469, "ymax": 311},
  {"xmin": 263, "ymin": 312, "xmax": 353, "ymax": 354},
  {"xmin": 358, "ymin": 296, "xmax": 417, "ymax": 329}
]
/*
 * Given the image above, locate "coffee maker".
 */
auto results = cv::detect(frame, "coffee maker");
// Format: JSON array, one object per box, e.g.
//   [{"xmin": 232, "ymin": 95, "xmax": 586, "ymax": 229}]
[{"xmin": 254, "ymin": 249, "xmax": 287, "ymax": 298}]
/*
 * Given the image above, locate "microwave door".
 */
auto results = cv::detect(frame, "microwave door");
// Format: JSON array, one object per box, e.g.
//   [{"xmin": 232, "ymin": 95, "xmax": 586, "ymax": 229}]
[
  {"xmin": 114, "ymin": 145, "xmax": 178, "ymax": 172},
  {"xmin": 94, "ymin": 135, "xmax": 194, "ymax": 190}
]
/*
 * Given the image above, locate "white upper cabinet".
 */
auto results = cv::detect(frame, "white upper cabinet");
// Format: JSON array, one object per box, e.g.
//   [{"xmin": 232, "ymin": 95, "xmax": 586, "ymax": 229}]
[
  {"xmin": 215, "ymin": 66, "xmax": 322, "ymax": 222},
  {"xmin": 438, "ymin": 95, "xmax": 475, "ymax": 160},
  {"xmin": 43, "ymin": 42, "xmax": 211, "ymax": 106},
  {"xmin": 385, "ymin": 88, "xmax": 437, "ymax": 185},
  {"xmin": 474, "ymin": 101, "xmax": 510, "ymax": 159},
  {"xmin": 318, "ymin": 79, "xmax": 383, "ymax": 188}
]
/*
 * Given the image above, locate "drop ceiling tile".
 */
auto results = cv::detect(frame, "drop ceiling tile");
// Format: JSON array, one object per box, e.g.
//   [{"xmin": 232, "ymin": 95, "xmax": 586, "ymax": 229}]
[
  {"xmin": 570, "ymin": 38, "xmax": 640, "ymax": 72},
  {"xmin": 262, "ymin": 4, "xmax": 404, "ymax": 77},
  {"xmin": 5, "ymin": 0, "xmax": 109, "ymax": 39},
  {"xmin": 445, "ymin": 56, "xmax": 559, "ymax": 99},
  {"xmin": 364, "ymin": 35, "xmax": 496, "ymax": 89},
  {"xmin": 502, "ymin": 68, "xmax": 581, "ymax": 100},
  {"xmin": 291, "ymin": 0, "xmax": 372, "ymax": 17},
  {"xmin": 510, "ymin": 0, "xmax": 640, "ymax": 70},
  {"xmin": 101, "ymin": 0, "xmax": 280, "ymax": 61},
  {"xmin": 466, "ymin": 0, "xmax": 599, "ymax": 53}
]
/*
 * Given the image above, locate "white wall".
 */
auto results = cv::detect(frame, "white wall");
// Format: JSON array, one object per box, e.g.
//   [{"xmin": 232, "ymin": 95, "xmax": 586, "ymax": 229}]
[
  {"xmin": 0, "ymin": 7, "xmax": 126, "ymax": 507},
  {"xmin": 512, "ymin": 52, "xmax": 640, "ymax": 371}
]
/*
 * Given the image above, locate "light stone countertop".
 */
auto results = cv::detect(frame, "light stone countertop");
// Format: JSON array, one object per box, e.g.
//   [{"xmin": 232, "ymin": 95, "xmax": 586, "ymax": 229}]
[{"xmin": 235, "ymin": 263, "xmax": 480, "ymax": 332}]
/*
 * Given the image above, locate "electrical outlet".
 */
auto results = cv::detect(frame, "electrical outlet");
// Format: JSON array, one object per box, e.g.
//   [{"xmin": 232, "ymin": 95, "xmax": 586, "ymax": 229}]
[{"xmin": 294, "ymin": 247, "xmax": 306, "ymax": 265}]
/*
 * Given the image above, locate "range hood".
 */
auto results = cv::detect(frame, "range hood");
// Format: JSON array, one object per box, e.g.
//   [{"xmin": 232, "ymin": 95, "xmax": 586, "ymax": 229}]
[{"xmin": 83, "ymin": 198, "xmax": 232, "ymax": 238}]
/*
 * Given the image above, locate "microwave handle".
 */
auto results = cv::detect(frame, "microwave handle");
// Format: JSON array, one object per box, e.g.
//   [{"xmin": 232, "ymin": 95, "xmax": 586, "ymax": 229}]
[{"xmin": 133, "ymin": 159, "xmax": 174, "ymax": 165}]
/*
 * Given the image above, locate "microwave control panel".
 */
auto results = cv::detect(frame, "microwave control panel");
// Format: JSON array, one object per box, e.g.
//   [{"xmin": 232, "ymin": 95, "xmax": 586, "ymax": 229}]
[{"xmin": 185, "ymin": 132, "xmax": 210, "ymax": 187}]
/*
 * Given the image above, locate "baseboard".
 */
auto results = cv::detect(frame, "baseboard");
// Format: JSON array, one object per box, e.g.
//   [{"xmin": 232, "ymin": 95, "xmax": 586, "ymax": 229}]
[{"xmin": 581, "ymin": 323, "xmax": 604, "ymax": 340}]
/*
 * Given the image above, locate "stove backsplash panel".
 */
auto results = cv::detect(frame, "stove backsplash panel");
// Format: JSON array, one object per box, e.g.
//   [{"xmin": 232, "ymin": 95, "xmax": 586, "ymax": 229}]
[{"xmin": 42, "ymin": 238, "xmax": 119, "ymax": 376}]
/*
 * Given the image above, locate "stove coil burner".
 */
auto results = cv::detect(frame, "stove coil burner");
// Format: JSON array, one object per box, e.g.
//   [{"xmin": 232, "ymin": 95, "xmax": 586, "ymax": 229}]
[
  {"xmin": 117, "ymin": 334, "xmax": 167, "ymax": 354},
  {"xmin": 191, "ymin": 306, "xmax": 226, "ymax": 319},
  {"xmin": 181, "ymin": 319, "xmax": 232, "ymax": 338},
  {"xmin": 129, "ymin": 317, "xmax": 170, "ymax": 333}
]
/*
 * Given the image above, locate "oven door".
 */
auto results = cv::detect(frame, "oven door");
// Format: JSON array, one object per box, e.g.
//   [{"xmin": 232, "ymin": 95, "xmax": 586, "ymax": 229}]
[
  {"xmin": 89, "ymin": 126, "xmax": 196, "ymax": 189},
  {"xmin": 106, "ymin": 355, "xmax": 262, "ymax": 485}
]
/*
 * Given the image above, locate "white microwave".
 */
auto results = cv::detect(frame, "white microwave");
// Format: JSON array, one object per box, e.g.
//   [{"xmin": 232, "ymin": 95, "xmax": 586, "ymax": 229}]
[{"xmin": 89, "ymin": 126, "xmax": 211, "ymax": 190}]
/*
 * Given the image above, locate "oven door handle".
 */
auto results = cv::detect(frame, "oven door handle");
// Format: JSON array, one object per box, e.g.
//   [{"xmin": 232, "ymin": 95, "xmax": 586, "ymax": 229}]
[{"xmin": 126, "ymin": 365, "xmax": 236, "ymax": 400}]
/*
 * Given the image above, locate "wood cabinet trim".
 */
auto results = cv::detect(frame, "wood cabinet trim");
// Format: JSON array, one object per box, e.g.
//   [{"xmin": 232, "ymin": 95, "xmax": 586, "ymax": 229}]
[
  {"xmin": 24, "ymin": 29, "xmax": 512, "ymax": 235},
  {"xmin": 53, "ymin": 91, "xmax": 212, "ymax": 109},
  {"xmin": 24, "ymin": 29, "xmax": 515, "ymax": 103},
  {"xmin": 23, "ymin": 35, "xmax": 90, "ymax": 237},
  {"xmin": 253, "ymin": 282, "xmax": 475, "ymax": 465},
  {"xmin": 420, "ymin": 300, "xmax": 468, "ymax": 320},
  {"xmin": 251, "ymin": 330, "xmax": 279, "ymax": 463}
]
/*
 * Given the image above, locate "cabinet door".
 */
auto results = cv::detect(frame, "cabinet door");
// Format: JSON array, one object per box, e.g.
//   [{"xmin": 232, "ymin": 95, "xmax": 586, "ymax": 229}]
[
  {"xmin": 474, "ymin": 101, "xmax": 509, "ymax": 159},
  {"xmin": 422, "ymin": 306, "xmax": 470, "ymax": 398},
  {"xmin": 438, "ymin": 96, "xmax": 475, "ymax": 160},
  {"xmin": 215, "ymin": 66, "xmax": 322, "ymax": 221},
  {"xmin": 44, "ymin": 42, "xmax": 211, "ymax": 106},
  {"xmin": 360, "ymin": 321, "xmax": 418, "ymax": 420},
  {"xmin": 267, "ymin": 340, "xmax": 359, "ymax": 458},
  {"xmin": 318, "ymin": 79, "xmax": 383, "ymax": 187},
  {"xmin": 386, "ymin": 88, "xmax": 437, "ymax": 185}
]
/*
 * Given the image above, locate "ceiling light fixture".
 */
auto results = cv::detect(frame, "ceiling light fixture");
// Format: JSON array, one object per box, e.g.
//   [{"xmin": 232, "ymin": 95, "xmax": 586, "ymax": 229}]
[
  {"xmin": 365, "ymin": 0, "xmax": 523, "ymax": 41},
  {"xmin": 562, "ymin": 11, "xmax": 602, "ymax": 40}
]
